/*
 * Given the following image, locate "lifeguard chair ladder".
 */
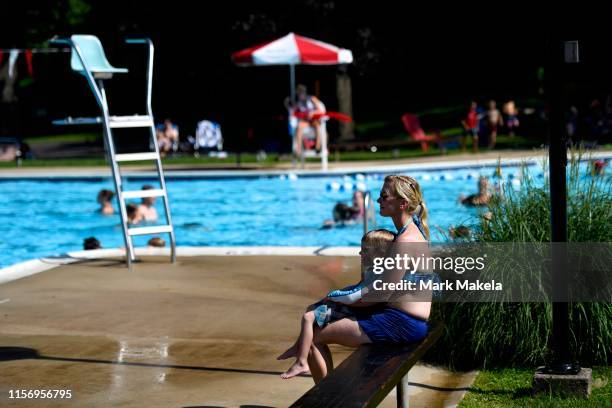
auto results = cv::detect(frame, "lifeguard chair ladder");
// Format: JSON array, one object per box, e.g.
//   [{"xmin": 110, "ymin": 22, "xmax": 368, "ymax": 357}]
[{"xmin": 51, "ymin": 35, "xmax": 176, "ymax": 268}]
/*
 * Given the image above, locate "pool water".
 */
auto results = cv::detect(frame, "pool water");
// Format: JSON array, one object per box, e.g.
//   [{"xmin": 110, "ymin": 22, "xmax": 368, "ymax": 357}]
[{"xmin": 0, "ymin": 163, "xmax": 560, "ymax": 268}]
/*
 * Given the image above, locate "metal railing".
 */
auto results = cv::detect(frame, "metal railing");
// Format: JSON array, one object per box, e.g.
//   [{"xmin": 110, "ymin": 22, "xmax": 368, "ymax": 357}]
[{"xmin": 362, "ymin": 191, "xmax": 376, "ymax": 235}]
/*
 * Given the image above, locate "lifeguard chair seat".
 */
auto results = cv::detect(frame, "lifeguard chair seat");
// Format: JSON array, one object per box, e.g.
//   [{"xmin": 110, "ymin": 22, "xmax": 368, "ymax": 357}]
[{"xmin": 70, "ymin": 35, "xmax": 128, "ymax": 79}]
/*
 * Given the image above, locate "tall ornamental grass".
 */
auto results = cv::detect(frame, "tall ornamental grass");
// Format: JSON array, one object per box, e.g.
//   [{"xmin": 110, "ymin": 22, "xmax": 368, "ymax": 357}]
[{"xmin": 426, "ymin": 151, "xmax": 611, "ymax": 369}]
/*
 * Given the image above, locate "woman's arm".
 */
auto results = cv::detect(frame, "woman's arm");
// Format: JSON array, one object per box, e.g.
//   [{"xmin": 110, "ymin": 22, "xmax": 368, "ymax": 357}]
[{"xmin": 310, "ymin": 96, "xmax": 326, "ymax": 115}]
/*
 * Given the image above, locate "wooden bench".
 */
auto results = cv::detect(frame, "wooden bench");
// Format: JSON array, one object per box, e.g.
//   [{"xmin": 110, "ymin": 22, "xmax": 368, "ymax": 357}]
[{"xmin": 290, "ymin": 323, "xmax": 443, "ymax": 408}]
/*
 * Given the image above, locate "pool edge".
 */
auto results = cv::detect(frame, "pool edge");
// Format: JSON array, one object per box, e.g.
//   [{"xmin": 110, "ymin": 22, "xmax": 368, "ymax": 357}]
[{"xmin": 0, "ymin": 246, "xmax": 360, "ymax": 285}]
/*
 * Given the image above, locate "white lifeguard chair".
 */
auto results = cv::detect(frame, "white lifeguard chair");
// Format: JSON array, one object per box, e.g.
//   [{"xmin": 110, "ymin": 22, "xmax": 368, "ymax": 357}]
[{"xmin": 51, "ymin": 35, "xmax": 176, "ymax": 268}]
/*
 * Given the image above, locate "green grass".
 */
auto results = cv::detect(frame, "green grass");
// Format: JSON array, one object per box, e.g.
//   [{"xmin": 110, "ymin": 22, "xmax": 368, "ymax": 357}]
[
  {"xmin": 7, "ymin": 124, "xmax": 583, "ymax": 169},
  {"xmin": 23, "ymin": 132, "xmax": 101, "ymax": 144},
  {"xmin": 1, "ymin": 158, "xmax": 109, "ymax": 167},
  {"xmin": 460, "ymin": 366, "xmax": 611, "ymax": 407},
  {"xmin": 415, "ymin": 104, "xmax": 465, "ymax": 116},
  {"xmin": 1, "ymin": 141, "xmax": 486, "ymax": 168},
  {"xmin": 353, "ymin": 121, "xmax": 391, "ymax": 133},
  {"xmin": 2, "ymin": 149, "xmax": 443, "ymax": 168},
  {"xmin": 0, "ymin": 154, "xmax": 282, "ymax": 168}
]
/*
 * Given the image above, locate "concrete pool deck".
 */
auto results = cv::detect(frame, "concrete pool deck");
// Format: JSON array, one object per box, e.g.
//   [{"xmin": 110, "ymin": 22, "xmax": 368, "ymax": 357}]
[{"xmin": 0, "ymin": 254, "xmax": 477, "ymax": 407}]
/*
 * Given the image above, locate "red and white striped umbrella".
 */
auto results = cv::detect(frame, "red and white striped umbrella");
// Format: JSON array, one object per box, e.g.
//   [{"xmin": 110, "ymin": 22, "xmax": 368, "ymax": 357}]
[
  {"xmin": 232, "ymin": 33, "xmax": 353, "ymax": 163},
  {"xmin": 232, "ymin": 32, "xmax": 353, "ymax": 66}
]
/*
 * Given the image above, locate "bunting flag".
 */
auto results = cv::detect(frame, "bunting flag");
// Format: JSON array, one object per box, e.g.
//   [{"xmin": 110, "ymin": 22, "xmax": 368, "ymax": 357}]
[
  {"xmin": 0, "ymin": 47, "xmax": 70, "ymax": 79},
  {"xmin": 8, "ymin": 50, "xmax": 18, "ymax": 78},
  {"xmin": 25, "ymin": 50, "xmax": 33, "ymax": 77}
]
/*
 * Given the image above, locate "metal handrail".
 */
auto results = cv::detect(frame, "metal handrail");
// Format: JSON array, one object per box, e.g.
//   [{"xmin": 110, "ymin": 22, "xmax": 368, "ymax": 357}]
[
  {"xmin": 362, "ymin": 191, "xmax": 376, "ymax": 235},
  {"xmin": 125, "ymin": 38, "xmax": 154, "ymax": 115},
  {"xmin": 125, "ymin": 38, "xmax": 176, "ymax": 264}
]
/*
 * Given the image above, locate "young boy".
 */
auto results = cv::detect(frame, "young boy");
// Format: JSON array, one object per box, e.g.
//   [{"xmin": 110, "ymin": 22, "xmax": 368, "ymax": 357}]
[{"xmin": 277, "ymin": 229, "xmax": 395, "ymax": 379}]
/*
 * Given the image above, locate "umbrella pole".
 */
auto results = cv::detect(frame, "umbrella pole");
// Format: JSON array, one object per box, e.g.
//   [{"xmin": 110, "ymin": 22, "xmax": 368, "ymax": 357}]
[
  {"xmin": 290, "ymin": 65, "xmax": 296, "ymax": 157},
  {"xmin": 290, "ymin": 64, "xmax": 296, "ymax": 104}
]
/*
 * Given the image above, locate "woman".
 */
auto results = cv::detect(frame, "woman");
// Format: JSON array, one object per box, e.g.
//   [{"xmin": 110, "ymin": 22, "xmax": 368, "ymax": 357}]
[
  {"xmin": 306, "ymin": 175, "xmax": 432, "ymax": 383},
  {"xmin": 285, "ymin": 84, "xmax": 325, "ymax": 155}
]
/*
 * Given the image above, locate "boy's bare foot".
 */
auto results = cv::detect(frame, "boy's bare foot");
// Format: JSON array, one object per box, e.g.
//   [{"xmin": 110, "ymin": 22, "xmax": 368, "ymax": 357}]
[
  {"xmin": 281, "ymin": 359, "xmax": 310, "ymax": 379},
  {"xmin": 277, "ymin": 344, "xmax": 297, "ymax": 360}
]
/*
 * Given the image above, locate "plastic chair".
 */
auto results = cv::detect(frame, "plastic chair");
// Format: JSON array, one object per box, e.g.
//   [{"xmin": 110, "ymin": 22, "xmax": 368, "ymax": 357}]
[
  {"xmin": 190, "ymin": 120, "xmax": 223, "ymax": 155},
  {"xmin": 70, "ymin": 35, "xmax": 128, "ymax": 79},
  {"xmin": 401, "ymin": 113, "xmax": 440, "ymax": 152}
]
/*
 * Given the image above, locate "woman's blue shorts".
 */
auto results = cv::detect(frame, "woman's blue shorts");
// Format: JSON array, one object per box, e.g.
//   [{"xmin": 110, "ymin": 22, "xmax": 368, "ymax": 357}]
[{"xmin": 356, "ymin": 307, "xmax": 429, "ymax": 344}]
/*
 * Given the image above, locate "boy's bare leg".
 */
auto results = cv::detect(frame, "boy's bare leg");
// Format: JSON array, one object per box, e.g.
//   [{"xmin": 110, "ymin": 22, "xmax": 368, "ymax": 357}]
[
  {"xmin": 281, "ymin": 310, "xmax": 316, "ymax": 379},
  {"xmin": 277, "ymin": 304, "xmax": 319, "ymax": 360}
]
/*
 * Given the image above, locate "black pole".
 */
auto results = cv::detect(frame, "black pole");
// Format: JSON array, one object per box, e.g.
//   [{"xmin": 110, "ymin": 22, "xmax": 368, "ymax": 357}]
[{"xmin": 543, "ymin": 39, "xmax": 580, "ymax": 375}]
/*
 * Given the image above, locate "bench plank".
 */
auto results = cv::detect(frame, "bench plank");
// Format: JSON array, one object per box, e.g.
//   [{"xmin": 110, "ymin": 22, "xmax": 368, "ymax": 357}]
[{"xmin": 290, "ymin": 323, "xmax": 443, "ymax": 408}]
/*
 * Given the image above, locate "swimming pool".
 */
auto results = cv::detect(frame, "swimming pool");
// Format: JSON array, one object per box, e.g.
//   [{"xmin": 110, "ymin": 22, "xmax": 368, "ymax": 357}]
[{"xmin": 0, "ymin": 161, "xmax": 591, "ymax": 268}]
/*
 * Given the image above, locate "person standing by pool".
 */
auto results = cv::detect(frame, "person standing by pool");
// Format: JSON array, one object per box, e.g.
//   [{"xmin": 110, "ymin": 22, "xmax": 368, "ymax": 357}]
[
  {"xmin": 97, "ymin": 189, "xmax": 115, "ymax": 215},
  {"xmin": 502, "ymin": 99, "xmax": 520, "ymax": 137},
  {"xmin": 461, "ymin": 101, "xmax": 480, "ymax": 152},
  {"xmin": 138, "ymin": 185, "xmax": 158, "ymax": 222},
  {"xmin": 302, "ymin": 175, "xmax": 432, "ymax": 384},
  {"xmin": 486, "ymin": 100, "xmax": 503, "ymax": 149}
]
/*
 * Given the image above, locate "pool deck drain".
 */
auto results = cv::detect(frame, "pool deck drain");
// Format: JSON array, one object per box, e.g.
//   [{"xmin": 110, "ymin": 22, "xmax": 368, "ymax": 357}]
[{"xmin": 0, "ymin": 255, "xmax": 476, "ymax": 407}]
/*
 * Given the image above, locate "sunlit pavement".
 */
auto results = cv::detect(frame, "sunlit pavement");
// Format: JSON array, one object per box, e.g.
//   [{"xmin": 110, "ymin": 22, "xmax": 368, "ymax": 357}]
[{"xmin": 1, "ymin": 256, "xmax": 476, "ymax": 407}]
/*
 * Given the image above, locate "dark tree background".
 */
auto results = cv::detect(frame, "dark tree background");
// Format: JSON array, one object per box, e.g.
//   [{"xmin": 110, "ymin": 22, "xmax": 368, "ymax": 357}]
[{"xmin": 1, "ymin": 1, "xmax": 609, "ymax": 151}]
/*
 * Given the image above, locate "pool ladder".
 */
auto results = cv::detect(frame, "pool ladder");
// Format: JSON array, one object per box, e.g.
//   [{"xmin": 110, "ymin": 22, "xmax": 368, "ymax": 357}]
[
  {"xmin": 362, "ymin": 191, "xmax": 377, "ymax": 235},
  {"xmin": 52, "ymin": 36, "xmax": 176, "ymax": 268}
]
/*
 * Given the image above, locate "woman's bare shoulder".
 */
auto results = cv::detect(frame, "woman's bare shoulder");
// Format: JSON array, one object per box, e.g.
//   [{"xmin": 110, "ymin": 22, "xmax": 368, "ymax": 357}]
[
  {"xmin": 395, "ymin": 226, "xmax": 427, "ymax": 243},
  {"xmin": 394, "ymin": 234, "xmax": 427, "ymax": 244}
]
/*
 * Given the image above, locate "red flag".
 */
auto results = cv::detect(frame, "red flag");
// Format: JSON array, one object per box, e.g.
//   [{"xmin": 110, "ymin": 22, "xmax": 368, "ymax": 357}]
[
  {"xmin": 293, "ymin": 111, "xmax": 352, "ymax": 122},
  {"xmin": 0, "ymin": 50, "xmax": 4, "ymax": 66},
  {"xmin": 25, "ymin": 50, "xmax": 34, "ymax": 77}
]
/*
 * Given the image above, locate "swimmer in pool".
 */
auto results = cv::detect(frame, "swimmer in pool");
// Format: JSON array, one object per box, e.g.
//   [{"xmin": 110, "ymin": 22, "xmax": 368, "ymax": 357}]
[
  {"xmin": 459, "ymin": 176, "xmax": 492, "ymax": 206},
  {"xmin": 97, "ymin": 189, "xmax": 115, "ymax": 215},
  {"xmin": 137, "ymin": 184, "xmax": 159, "ymax": 221},
  {"xmin": 126, "ymin": 203, "xmax": 144, "ymax": 225},
  {"xmin": 322, "ymin": 190, "xmax": 369, "ymax": 228}
]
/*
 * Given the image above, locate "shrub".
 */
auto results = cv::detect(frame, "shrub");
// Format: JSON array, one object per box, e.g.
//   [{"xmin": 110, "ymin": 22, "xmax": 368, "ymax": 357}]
[{"xmin": 426, "ymin": 151, "xmax": 611, "ymax": 369}]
